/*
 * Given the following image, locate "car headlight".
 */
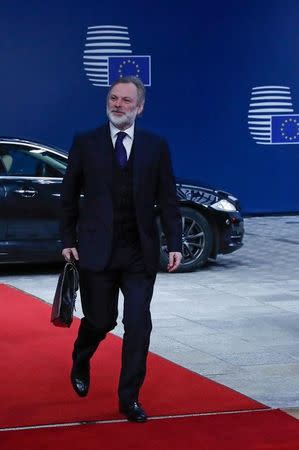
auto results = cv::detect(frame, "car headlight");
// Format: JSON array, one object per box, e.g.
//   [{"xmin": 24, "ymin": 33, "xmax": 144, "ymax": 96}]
[{"xmin": 211, "ymin": 199, "xmax": 237, "ymax": 212}]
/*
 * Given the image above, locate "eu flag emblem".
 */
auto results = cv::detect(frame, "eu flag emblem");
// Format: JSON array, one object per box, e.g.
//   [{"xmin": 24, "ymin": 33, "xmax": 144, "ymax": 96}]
[
  {"xmin": 108, "ymin": 56, "xmax": 151, "ymax": 86},
  {"xmin": 271, "ymin": 115, "xmax": 299, "ymax": 143}
]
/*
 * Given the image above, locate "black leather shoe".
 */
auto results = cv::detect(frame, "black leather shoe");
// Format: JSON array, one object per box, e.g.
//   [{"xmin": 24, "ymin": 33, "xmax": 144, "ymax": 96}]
[
  {"xmin": 70, "ymin": 364, "xmax": 90, "ymax": 397},
  {"xmin": 119, "ymin": 401, "xmax": 148, "ymax": 423}
]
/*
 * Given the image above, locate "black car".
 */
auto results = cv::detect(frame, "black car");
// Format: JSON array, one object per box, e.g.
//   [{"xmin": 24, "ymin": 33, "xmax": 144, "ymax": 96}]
[{"xmin": 0, "ymin": 138, "xmax": 244, "ymax": 272}]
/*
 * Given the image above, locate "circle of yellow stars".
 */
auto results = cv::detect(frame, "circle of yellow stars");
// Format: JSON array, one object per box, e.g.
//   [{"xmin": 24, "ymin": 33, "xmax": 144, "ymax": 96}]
[
  {"xmin": 118, "ymin": 59, "xmax": 141, "ymax": 78},
  {"xmin": 280, "ymin": 117, "xmax": 299, "ymax": 141}
]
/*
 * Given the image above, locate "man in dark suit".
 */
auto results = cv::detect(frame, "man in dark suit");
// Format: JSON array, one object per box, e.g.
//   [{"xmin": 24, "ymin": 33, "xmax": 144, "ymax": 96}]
[{"xmin": 61, "ymin": 76, "xmax": 182, "ymax": 422}]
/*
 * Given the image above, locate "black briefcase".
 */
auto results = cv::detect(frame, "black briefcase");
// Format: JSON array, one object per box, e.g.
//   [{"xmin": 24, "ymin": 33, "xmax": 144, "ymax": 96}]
[{"xmin": 51, "ymin": 261, "xmax": 79, "ymax": 328}]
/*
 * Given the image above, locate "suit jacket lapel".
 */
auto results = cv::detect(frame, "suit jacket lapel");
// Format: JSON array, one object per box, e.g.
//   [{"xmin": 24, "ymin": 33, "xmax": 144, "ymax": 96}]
[
  {"xmin": 132, "ymin": 129, "xmax": 143, "ymax": 196},
  {"xmin": 92, "ymin": 124, "xmax": 114, "ymax": 190}
]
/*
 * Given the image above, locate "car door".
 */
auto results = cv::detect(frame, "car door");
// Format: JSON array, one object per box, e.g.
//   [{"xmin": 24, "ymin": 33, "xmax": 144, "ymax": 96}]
[{"xmin": 0, "ymin": 142, "xmax": 66, "ymax": 262}]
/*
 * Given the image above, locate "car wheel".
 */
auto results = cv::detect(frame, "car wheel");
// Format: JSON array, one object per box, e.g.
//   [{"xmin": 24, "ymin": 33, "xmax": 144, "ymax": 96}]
[{"xmin": 159, "ymin": 207, "xmax": 213, "ymax": 272}]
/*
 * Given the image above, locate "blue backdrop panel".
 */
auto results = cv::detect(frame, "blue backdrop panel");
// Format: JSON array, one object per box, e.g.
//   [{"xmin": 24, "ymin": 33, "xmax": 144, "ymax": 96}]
[{"xmin": 0, "ymin": 0, "xmax": 298, "ymax": 214}]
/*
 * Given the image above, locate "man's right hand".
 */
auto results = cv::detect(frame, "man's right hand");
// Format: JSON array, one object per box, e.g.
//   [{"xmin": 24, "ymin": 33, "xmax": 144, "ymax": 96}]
[{"xmin": 62, "ymin": 247, "xmax": 79, "ymax": 262}]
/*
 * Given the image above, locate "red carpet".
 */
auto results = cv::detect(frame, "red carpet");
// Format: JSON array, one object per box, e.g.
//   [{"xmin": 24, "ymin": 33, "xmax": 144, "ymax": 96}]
[
  {"xmin": 0, "ymin": 283, "xmax": 265, "ymax": 429},
  {"xmin": 1, "ymin": 410, "xmax": 299, "ymax": 450}
]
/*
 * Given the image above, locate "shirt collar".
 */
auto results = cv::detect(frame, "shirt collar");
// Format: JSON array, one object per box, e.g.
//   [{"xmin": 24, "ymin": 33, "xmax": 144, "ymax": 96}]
[{"xmin": 109, "ymin": 122, "xmax": 135, "ymax": 140}]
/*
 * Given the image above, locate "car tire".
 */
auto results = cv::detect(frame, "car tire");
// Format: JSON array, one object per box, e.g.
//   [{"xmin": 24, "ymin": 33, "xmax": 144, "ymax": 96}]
[{"xmin": 159, "ymin": 207, "xmax": 213, "ymax": 272}]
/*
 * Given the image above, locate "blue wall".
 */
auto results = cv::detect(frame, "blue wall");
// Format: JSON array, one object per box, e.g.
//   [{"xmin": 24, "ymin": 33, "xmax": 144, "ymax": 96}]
[{"xmin": 1, "ymin": 0, "xmax": 299, "ymax": 214}]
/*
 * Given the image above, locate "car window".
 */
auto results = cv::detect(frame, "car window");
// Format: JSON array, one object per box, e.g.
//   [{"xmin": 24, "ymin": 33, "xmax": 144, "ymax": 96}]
[
  {"xmin": 0, "ymin": 144, "xmax": 66, "ymax": 177},
  {"xmin": 0, "ymin": 156, "xmax": 8, "ymax": 175}
]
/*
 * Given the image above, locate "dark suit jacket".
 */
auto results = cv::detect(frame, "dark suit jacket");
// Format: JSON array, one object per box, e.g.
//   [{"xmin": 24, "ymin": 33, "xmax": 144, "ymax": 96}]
[{"xmin": 60, "ymin": 124, "xmax": 182, "ymax": 274}]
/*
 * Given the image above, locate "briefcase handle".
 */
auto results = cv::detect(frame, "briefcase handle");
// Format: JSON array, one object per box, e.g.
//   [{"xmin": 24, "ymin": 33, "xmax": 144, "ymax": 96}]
[
  {"xmin": 64, "ymin": 261, "xmax": 79, "ymax": 293},
  {"xmin": 51, "ymin": 260, "xmax": 79, "ymax": 327}
]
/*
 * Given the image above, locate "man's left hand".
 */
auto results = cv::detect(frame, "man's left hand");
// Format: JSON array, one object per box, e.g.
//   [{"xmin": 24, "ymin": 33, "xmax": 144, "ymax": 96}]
[{"xmin": 167, "ymin": 252, "xmax": 182, "ymax": 272}]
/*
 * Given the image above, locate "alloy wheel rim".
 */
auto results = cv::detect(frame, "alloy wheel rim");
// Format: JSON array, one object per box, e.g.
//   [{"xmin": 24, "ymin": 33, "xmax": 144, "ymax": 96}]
[{"xmin": 161, "ymin": 216, "xmax": 205, "ymax": 264}]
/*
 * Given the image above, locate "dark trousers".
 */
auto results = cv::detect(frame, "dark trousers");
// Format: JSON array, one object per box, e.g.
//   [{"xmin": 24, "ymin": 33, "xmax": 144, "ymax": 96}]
[{"xmin": 73, "ymin": 242, "xmax": 156, "ymax": 405}]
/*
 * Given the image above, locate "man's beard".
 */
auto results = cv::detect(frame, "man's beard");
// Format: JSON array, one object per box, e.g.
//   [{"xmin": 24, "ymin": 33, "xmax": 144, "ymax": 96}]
[{"xmin": 106, "ymin": 107, "xmax": 138, "ymax": 129}]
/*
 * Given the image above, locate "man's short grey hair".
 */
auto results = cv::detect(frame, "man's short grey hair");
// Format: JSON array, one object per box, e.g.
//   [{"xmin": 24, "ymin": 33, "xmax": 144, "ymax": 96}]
[{"xmin": 107, "ymin": 76, "xmax": 146, "ymax": 106}]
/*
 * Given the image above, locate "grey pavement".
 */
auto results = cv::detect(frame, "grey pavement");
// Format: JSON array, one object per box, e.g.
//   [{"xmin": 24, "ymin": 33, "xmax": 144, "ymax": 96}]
[{"xmin": 1, "ymin": 216, "xmax": 299, "ymax": 409}]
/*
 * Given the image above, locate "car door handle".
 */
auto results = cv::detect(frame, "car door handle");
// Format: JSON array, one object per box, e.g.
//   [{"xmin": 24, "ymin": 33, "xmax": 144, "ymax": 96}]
[{"xmin": 14, "ymin": 188, "xmax": 37, "ymax": 198}]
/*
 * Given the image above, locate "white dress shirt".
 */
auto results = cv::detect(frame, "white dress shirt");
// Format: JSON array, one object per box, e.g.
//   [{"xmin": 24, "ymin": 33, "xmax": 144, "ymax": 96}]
[{"xmin": 109, "ymin": 122, "xmax": 135, "ymax": 160}]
